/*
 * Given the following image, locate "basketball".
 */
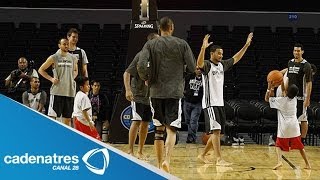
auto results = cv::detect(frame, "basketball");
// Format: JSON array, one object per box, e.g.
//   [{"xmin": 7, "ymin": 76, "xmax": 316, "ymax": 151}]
[
  {"xmin": 202, "ymin": 133, "xmax": 211, "ymax": 145},
  {"xmin": 267, "ymin": 70, "xmax": 283, "ymax": 87}
]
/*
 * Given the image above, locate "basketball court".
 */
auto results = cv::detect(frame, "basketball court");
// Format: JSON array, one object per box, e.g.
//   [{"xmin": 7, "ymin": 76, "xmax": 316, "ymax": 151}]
[
  {"xmin": 111, "ymin": 141, "xmax": 320, "ymax": 179},
  {"xmin": 106, "ymin": 2, "xmax": 320, "ymax": 178}
]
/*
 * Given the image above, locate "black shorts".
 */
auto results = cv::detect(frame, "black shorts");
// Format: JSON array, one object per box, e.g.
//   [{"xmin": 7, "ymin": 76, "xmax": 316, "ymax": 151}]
[
  {"xmin": 48, "ymin": 95, "xmax": 74, "ymax": 118},
  {"xmin": 131, "ymin": 101, "xmax": 152, "ymax": 122},
  {"xmin": 297, "ymin": 99, "xmax": 307, "ymax": 122},
  {"xmin": 204, "ymin": 106, "xmax": 226, "ymax": 134},
  {"xmin": 150, "ymin": 98, "xmax": 182, "ymax": 128}
]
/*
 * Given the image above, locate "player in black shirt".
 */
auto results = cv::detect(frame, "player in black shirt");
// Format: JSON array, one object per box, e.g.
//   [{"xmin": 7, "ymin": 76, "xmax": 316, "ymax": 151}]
[{"xmin": 286, "ymin": 43, "xmax": 312, "ymax": 144}]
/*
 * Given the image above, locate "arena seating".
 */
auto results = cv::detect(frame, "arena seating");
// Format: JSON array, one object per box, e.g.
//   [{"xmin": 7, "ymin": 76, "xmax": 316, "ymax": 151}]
[
  {"xmin": 1, "ymin": 22, "xmax": 320, "ymax": 144},
  {"xmin": 187, "ymin": 25, "xmax": 320, "ymax": 144}
]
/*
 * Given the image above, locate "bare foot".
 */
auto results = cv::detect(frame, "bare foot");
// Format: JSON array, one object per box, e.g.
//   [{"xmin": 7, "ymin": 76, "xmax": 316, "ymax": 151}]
[
  {"xmin": 304, "ymin": 165, "xmax": 311, "ymax": 169},
  {"xmin": 197, "ymin": 154, "xmax": 212, "ymax": 164},
  {"xmin": 273, "ymin": 162, "xmax": 283, "ymax": 170},
  {"xmin": 127, "ymin": 151, "xmax": 134, "ymax": 157},
  {"xmin": 216, "ymin": 159, "xmax": 233, "ymax": 166},
  {"xmin": 161, "ymin": 161, "xmax": 170, "ymax": 173},
  {"xmin": 137, "ymin": 153, "xmax": 149, "ymax": 161}
]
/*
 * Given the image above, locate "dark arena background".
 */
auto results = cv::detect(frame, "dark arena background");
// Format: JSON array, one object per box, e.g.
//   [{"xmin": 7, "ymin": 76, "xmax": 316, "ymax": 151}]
[{"xmin": 1, "ymin": 1, "xmax": 320, "ymax": 179}]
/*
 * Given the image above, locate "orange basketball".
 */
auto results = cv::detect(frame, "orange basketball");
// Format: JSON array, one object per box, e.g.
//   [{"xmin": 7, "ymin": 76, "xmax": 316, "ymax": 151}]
[
  {"xmin": 267, "ymin": 70, "xmax": 283, "ymax": 87},
  {"xmin": 202, "ymin": 133, "xmax": 211, "ymax": 145}
]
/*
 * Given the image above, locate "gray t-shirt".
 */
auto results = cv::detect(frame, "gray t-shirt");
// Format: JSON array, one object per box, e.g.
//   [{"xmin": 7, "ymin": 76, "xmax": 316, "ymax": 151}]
[
  {"xmin": 139, "ymin": 36, "xmax": 196, "ymax": 99},
  {"xmin": 50, "ymin": 51, "xmax": 77, "ymax": 97},
  {"xmin": 125, "ymin": 52, "xmax": 149, "ymax": 105}
]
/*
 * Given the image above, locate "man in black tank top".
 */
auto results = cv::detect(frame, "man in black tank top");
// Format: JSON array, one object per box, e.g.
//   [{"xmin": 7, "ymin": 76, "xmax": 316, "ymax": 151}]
[
  {"xmin": 67, "ymin": 28, "xmax": 89, "ymax": 78},
  {"xmin": 286, "ymin": 43, "xmax": 312, "ymax": 143}
]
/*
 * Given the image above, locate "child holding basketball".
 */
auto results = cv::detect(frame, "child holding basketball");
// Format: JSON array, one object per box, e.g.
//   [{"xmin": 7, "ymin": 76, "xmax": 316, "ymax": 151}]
[
  {"xmin": 265, "ymin": 78, "xmax": 311, "ymax": 170},
  {"xmin": 73, "ymin": 76, "xmax": 101, "ymax": 140}
]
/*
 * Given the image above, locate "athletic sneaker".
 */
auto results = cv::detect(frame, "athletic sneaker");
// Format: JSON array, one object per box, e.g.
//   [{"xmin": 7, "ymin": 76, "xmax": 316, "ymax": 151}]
[
  {"xmin": 268, "ymin": 135, "xmax": 275, "ymax": 146},
  {"xmin": 232, "ymin": 137, "xmax": 239, "ymax": 146},
  {"xmin": 239, "ymin": 136, "xmax": 245, "ymax": 146}
]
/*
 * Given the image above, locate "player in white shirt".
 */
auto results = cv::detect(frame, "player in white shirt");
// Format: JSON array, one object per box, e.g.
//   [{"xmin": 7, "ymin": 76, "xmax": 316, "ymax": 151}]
[
  {"xmin": 280, "ymin": 64, "xmax": 317, "ymax": 145},
  {"xmin": 197, "ymin": 33, "xmax": 253, "ymax": 166},
  {"xmin": 73, "ymin": 76, "xmax": 100, "ymax": 140},
  {"xmin": 265, "ymin": 82, "xmax": 311, "ymax": 170}
]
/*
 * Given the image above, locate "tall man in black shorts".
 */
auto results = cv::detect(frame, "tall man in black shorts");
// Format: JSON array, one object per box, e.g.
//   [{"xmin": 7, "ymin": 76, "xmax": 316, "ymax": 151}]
[
  {"xmin": 286, "ymin": 43, "xmax": 313, "ymax": 144},
  {"xmin": 138, "ymin": 17, "xmax": 196, "ymax": 172},
  {"xmin": 197, "ymin": 33, "xmax": 253, "ymax": 166},
  {"xmin": 67, "ymin": 28, "xmax": 89, "ymax": 78}
]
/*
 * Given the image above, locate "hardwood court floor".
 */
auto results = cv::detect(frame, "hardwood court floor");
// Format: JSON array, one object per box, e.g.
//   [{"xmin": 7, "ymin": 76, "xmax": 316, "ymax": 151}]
[{"xmin": 110, "ymin": 143, "xmax": 320, "ymax": 179}]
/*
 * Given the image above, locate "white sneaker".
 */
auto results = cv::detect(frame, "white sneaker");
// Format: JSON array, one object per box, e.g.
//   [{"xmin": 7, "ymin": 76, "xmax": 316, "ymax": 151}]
[
  {"xmin": 239, "ymin": 137, "xmax": 245, "ymax": 146},
  {"xmin": 232, "ymin": 137, "xmax": 239, "ymax": 146},
  {"xmin": 268, "ymin": 135, "xmax": 275, "ymax": 146}
]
